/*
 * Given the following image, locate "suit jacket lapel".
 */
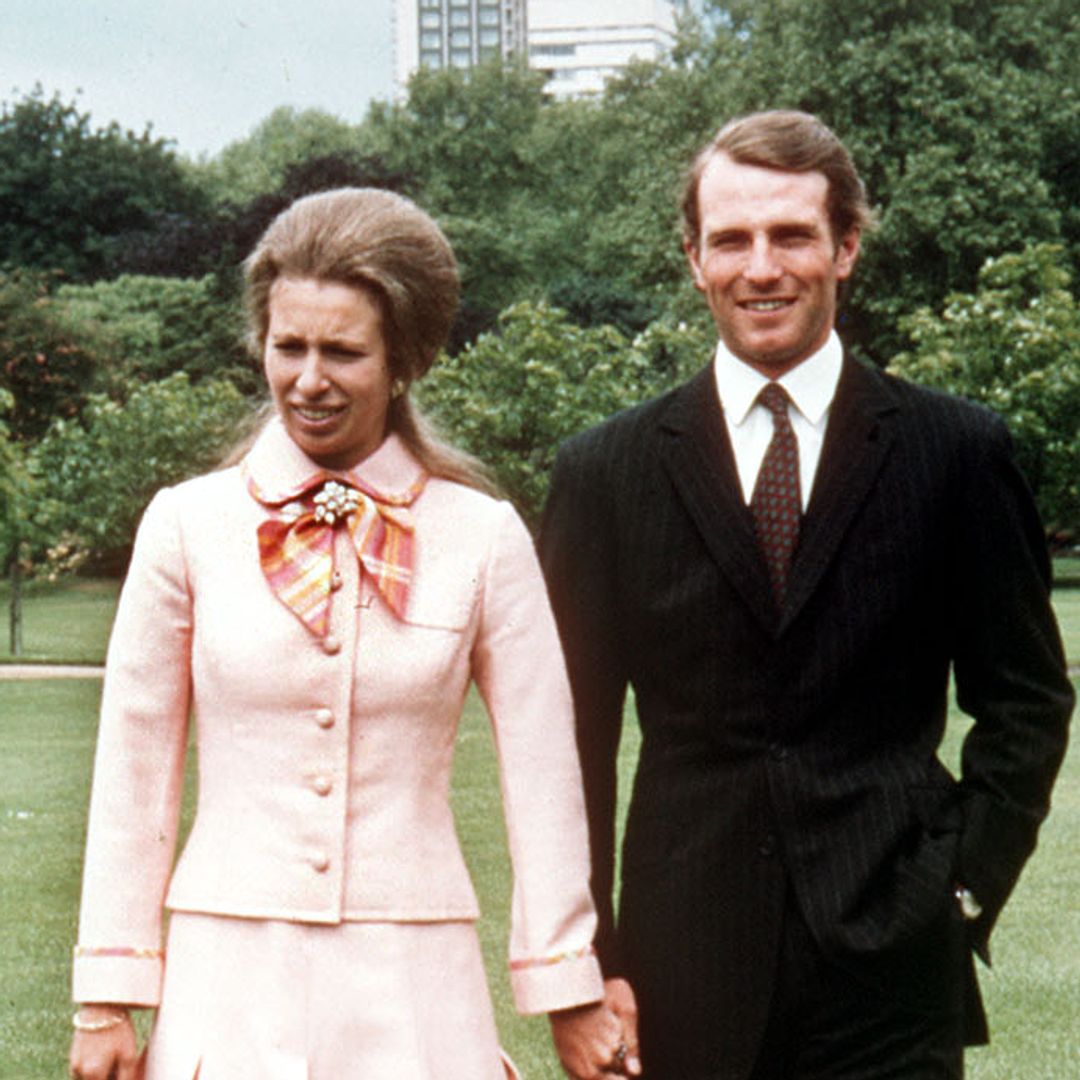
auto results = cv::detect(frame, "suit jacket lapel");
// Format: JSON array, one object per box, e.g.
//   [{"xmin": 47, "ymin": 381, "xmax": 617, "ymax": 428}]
[
  {"xmin": 781, "ymin": 355, "xmax": 899, "ymax": 631},
  {"xmin": 658, "ymin": 365, "xmax": 779, "ymax": 631}
]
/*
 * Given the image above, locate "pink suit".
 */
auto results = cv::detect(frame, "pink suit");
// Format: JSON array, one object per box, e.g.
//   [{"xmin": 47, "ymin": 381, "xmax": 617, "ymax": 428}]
[{"xmin": 74, "ymin": 420, "xmax": 603, "ymax": 1076}]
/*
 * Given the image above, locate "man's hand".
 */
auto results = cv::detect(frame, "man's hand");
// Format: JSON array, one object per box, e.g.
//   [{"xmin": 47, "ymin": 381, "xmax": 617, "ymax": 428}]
[{"xmin": 550, "ymin": 977, "xmax": 641, "ymax": 1078}]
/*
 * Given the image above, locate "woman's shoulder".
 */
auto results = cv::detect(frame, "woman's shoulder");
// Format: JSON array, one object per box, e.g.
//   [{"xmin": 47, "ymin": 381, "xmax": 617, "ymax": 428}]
[
  {"xmin": 417, "ymin": 478, "xmax": 530, "ymax": 562},
  {"xmin": 141, "ymin": 465, "xmax": 245, "ymax": 526},
  {"xmin": 421, "ymin": 475, "xmax": 516, "ymax": 524}
]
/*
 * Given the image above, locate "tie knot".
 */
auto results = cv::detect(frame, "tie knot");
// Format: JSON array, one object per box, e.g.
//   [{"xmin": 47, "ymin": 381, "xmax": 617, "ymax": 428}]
[{"xmin": 757, "ymin": 382, "xmax": 791, "ymax": 417}]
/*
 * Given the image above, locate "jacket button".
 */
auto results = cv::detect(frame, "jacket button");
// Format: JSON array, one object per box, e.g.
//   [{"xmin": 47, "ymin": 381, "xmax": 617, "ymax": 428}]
[
  {"xmin": 311, "ymin": 853, "xmax": 330, "ymax": 873},
  {"xmin": 312, "ymin": 775, "xmax": 332, "ymax": 797},
  {"xmin": 314, "ymin": 708, "xmax": 334, "ymax": 729},
  {"xmin": 321, "ymin": 635, "xmax": 342, "ymax": 655},
  {"xmin": 330, "ymin": 571, "xmax": 343, "ymax": 591}
]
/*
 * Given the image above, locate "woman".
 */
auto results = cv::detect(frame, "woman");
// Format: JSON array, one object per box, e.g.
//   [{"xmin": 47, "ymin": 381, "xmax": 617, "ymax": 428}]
[{"xmin": 69, "ymin": 188, "xmax": 634, "ymax": 1080}]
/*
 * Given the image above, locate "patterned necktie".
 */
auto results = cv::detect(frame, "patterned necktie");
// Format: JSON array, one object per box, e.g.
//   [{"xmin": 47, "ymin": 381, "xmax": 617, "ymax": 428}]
[
  {"xmin": 246, "ymin": 468, "xmax": 426, "ymax": 637},
  {"xmin": 750, "ymin": 383, "xmax": 801, "ymax": 605}
]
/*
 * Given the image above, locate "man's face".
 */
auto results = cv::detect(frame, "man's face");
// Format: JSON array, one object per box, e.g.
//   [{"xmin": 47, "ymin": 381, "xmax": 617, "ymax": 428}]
[{"xmin": 685, "ymin": 153, "xmax": 860, "ymax": 377}]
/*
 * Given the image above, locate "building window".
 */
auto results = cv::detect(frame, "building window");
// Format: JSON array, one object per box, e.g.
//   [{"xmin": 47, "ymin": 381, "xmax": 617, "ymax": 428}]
[
  {"xmin": 421, "ymin": 50, "xmax": 443, "ymax": 68},
  {"xmin": 479, "ymin": 28, "xmax": 499, "ymax": 46},
  {"xmin": 478, "ymin": 5, "xmax": 499, "ymax": 24},
  {"xmin": 421, "ymin": 12, "xmax": 441, "ymax": 28},
  {"xmin": 450, "ymin": 29, "xmax": 471, "ymax": 46},
  {"xmin": 421, "ymin": 30, "xmax": 442, "ymax": 47},
  {"xmin": 450, "ymin": 49, "xmax": 472, "ymax": 67},
  {"xmin": 531, "ymin": 43, "xmax": 576, "ymax": 57}
]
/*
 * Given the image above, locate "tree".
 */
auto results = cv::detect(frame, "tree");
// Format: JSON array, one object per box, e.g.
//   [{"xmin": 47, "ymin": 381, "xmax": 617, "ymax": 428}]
[
  {"xmin": 419, "ymin": 303, "xmax": 708, "ymax": 523},
  {"xmin": 0, "ymin": 270, "xmax": 97, "ymax": 441},
  {"xmin": 0, "ymin": 87, "xmax": 210, "ymax": 281},
  {"xmin": 891, "ymin": 244, "xmax": 1080, "ymax": 538},
  {"xmin": 196, "ymin": 107, "xmax": 368, "ymax": 206},
  {"xmin": 53, "ymin": 275, "xmax": 254, "ymax": 394},
  {"xmin": 363, "ymin": 62, "xmax": 547, "ymax": 218},
  {"xmin": 30, "ymin": 373, "xmax": 253, "ymax": 572}
]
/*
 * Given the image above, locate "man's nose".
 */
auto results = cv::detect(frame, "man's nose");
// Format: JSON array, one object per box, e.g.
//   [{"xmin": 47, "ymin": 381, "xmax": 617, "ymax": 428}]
[{"xmin": 744, "ymin": 238, "xmax": 782, "ymax": 284}]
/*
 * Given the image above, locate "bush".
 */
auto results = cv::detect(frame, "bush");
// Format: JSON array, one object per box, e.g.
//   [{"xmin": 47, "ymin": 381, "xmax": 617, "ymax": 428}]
[{"xmin": 29, "ymin": 374, "xmax": 254, "ymax": 572}]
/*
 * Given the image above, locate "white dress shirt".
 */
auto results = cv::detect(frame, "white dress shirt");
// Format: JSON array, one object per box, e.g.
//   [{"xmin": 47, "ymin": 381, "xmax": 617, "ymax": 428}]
[{"xmin": 712, "ymin": 332, "xmax": 844, "ymax": 511}]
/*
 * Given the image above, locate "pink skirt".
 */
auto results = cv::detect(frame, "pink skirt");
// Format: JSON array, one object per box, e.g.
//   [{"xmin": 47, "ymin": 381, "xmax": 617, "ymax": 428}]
[{"xmin": 144, "ymin": 913, "xmax": 520, "ymax": 1080}]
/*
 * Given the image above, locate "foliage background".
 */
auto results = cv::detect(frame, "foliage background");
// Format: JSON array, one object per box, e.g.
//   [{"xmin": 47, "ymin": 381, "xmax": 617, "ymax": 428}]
[{"xmin": 2, "ymin": 0, "xmax": 1078, "ymax": 571}]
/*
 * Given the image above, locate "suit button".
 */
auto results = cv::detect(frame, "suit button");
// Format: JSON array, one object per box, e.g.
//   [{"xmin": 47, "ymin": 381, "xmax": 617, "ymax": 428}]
[
  {"xmin": 311, "ymin": 853, "xmax": 330, "ymax": 873},
  {"xmin": 312, "ymin": 775, "xmax": 333, "ymax": 797},
  {"xmin": 330, "ymin": 571, "xmax": 343, "ymax": 592},
  {"xmin": 314, "ymin": 708, "xmax": 334, "ymax": 729},
  {"xmin": 758, "ymin": 834, "xmax": 778, "ymax": 857},
  {"xmin": 321, "ymin": 635, "xmax": 341, "ymax": 655}
]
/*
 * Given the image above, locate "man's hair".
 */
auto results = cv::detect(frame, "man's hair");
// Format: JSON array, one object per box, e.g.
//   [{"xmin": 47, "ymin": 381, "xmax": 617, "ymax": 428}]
[{"xmin": 681, "ymin": 110, "xmax": 873, "ymax": 249}]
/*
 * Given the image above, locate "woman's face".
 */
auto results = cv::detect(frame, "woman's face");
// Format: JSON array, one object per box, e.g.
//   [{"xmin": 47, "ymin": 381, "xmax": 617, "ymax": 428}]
[{"xmin": 264, "ymin": 276, "xmax": 395, "ymax": 470}]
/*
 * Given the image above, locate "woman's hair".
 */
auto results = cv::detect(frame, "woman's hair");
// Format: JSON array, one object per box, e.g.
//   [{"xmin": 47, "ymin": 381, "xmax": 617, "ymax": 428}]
[
  {"xmin": 681, "ymin": 110, "xmax": 874, "ymax": 251},
  {"xmin": 240, "ymin": 187, "xmax": 495, "ymax": 492}
]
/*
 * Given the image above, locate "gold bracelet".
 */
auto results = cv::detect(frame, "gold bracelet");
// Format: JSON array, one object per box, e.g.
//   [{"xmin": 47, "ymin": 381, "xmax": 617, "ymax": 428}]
[{"xmin": 72, "ymin": 1010, "xmax": 127, "ymax": 1033}]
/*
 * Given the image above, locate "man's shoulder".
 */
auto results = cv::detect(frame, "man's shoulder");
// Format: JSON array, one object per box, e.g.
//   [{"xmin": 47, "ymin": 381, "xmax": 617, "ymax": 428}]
[
  {"xmin": 560, "ymin": 368, "xmax": 708, "ymax": 461},
  {"xmin": 853, "ymin": 356, "xmax": 1008, "ymax": 440}
]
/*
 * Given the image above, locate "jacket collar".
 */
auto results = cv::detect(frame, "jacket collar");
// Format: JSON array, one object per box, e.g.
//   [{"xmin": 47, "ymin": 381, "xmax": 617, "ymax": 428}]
[
  {"xmin": 658, "ymin": 355, "xmax": 900, "ymax": 636},
  {"xmin": 243, "ymin": 417, "xmax": 426, "ymax": 504}
]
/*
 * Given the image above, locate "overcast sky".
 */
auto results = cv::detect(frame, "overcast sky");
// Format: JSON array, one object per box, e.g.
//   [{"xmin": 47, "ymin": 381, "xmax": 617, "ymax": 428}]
[{"xmin": 2, "ymin": 0, "xmax": 396, "ymax": 159}]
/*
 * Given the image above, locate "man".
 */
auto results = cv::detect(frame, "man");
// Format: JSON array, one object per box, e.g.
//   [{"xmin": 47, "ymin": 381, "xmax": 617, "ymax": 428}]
[{"xmin": 539, "ymin": 111, "xmax": 1073, "ymax": 1079}]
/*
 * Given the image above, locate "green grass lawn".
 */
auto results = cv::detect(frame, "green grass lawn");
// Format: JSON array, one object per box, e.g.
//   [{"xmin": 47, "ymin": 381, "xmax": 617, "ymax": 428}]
[
  {"xmin": 0, "ymin": 584, "xmax": 1076, "ymax": 1077},
  {"xmin": 0, "ymin": 578, "xmax": 119, "ymax": 664}
]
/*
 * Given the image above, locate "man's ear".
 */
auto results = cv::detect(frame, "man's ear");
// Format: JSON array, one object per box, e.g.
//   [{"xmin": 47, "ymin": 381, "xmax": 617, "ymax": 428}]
[
  {"xmin": 834, "ymin": 228, "xmax": 861, "ymax": 282},
  {"xmin": 684, "ymin": 237, "xmax": 706, "ymax": 292}
]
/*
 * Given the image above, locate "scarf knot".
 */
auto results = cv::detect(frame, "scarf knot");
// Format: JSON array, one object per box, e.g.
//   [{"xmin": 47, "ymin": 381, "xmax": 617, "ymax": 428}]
[{"xmin": 245, "ymin": 466, "xmax": 426, "ymax": 637}]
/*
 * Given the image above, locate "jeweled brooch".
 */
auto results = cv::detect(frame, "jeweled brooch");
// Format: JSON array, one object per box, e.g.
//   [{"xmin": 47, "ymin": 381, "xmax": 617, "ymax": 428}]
[{"xmin": 313, "ymin": 480, "xmax": 362, "ymax": 525}]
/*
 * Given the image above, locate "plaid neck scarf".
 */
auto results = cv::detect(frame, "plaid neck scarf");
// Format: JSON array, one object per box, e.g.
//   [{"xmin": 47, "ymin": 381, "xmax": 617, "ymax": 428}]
[{"xmin": 245, "ymin": 465, "xmax": 427, "ymax": 638}]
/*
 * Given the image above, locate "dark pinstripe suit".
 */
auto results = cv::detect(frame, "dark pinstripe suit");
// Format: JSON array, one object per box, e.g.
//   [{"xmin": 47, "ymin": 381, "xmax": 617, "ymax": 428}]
[{"xmin": 539, "ymin": 356, "xmax": 1073, "ymax": 1078}]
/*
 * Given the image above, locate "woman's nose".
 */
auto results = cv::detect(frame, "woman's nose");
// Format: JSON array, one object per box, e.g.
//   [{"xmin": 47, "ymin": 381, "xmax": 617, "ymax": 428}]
[{"xmin": 295, "ymin": 351, "xmax": 329, "ymax": 395}]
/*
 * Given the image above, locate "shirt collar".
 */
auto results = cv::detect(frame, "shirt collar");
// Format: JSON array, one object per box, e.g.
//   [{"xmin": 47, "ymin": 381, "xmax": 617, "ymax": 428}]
[
  {"xmin": 243, "ymin": 416, "xmax": 426, "ymax": 503},
  {"xmin": 713, "ymin": 331, "xmax": 844, "ymax": 426}
]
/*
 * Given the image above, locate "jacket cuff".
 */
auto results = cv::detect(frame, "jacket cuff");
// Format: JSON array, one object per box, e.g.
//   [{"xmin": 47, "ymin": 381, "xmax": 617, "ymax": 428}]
[
  {"xmin": 509, "ymin": 945, "xmax": 604, "ymax": 1015},
  {"xmin": 72, "ymin": 945, "xmax": 164, "ymax": 1006}
]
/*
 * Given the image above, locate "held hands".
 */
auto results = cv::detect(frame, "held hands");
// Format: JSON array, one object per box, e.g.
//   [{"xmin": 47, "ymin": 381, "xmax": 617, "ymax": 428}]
[
  {"xmin": 69, "ymin": 1005, "xmax": 142, "ymax": 1080},
  {"xmin": 550, "ymin": 977, "xmax": 641, "ymax": 1078}
]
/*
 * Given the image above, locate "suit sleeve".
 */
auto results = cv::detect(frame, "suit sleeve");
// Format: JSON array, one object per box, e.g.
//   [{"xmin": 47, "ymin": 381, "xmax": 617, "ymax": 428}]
[
  {"xmin": 538, "ymin": 442, "xmax": 630, "ymax": 976},
  {"xmin": 72, "ymin": 487, "xmax": 193, "ymax": 1005},
  {"xmin": 950, "ymin": 413, "xmax": 1074, "ymax": 952},
  {"xmin": 471, "ymin": 501, "xmax": 605, "ymax": 1014}
]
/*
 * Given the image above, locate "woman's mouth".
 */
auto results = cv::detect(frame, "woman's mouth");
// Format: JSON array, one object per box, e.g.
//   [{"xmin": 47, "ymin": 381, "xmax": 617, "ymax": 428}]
[{"xmin": 293, "ymin": 404, "xmax": 345, "ymax": 422}]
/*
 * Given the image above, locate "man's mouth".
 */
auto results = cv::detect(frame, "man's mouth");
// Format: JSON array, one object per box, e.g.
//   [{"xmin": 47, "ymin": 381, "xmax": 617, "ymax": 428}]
[{"xmin": 740, "ymin": 299, "xmax": 792, "ymax": 312}]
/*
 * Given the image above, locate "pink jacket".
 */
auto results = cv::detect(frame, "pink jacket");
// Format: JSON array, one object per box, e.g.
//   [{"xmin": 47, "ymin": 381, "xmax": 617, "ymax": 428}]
[{"xmin": 73, "ymin": 421, "xmax": 603, "ymax": 1015}]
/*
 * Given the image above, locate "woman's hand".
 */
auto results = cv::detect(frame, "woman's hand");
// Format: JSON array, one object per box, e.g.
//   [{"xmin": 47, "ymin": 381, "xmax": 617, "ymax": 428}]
[
  {"xmin": 69, "ymin": 1004, "xmax": 141, "ymax": 1080},
  {"xmin": 550, "ymin": 977, "xmax": 641, "ymax": 1078}
]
